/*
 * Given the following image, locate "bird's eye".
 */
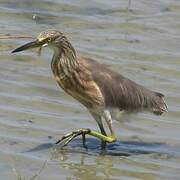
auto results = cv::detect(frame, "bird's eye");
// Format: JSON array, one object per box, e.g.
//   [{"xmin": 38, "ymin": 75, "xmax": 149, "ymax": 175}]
[{"xmin": 47, "ymin": 38, "xmax": 51, "ymax": 42}]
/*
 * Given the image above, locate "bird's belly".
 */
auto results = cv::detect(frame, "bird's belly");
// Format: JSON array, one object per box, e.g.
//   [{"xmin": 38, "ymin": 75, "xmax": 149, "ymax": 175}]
[
  {"xmin": 54, "ymin": 73, "xmax": 105, "ymax": 108},
  {"xmin": 66, "ymin": 89, "xmax": 95, "ymax": 107},
  {"xmin": 109, "ymin": 108, "xmax": 134, "ymax": 122}
]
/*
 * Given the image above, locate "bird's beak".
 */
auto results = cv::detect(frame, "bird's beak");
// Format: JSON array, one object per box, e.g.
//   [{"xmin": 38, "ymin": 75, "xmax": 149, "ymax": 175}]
[{"xmin": 12, "ymin": 39, "xmax": 44, "ymax": 53}]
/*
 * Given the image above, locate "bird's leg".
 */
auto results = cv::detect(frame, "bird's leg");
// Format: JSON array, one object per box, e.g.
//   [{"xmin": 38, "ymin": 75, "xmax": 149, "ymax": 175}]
[
  {"xmin": 55, "ymin": 128, "xmax": 116, "ymax": 148},
  {"xmin": 91, "ymin": 113, "xmax": 107, "ymax": 148},
  {"xmin": 87, "ymin": 110, "xmax": 116, "ymax": 143},
  {"xmin": 82, "ymin": 132, "xmax": 87, "ymax": 148},
  {"xmin": 97, "ymin": 121, "xmax": 107, "ymax": 149},
  {"xmin": 55, "ymin": 111, "xmax": 116, "ymax": 148},
  {"xmin": 102, "ymin": 110, "xmax": 117, "ymax": 143}
]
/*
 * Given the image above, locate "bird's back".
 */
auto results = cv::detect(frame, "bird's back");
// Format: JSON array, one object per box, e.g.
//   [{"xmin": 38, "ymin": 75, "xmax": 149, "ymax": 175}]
[{"xmin": 82, "ymin": 57, "xmax": 168, "ymax": 115}]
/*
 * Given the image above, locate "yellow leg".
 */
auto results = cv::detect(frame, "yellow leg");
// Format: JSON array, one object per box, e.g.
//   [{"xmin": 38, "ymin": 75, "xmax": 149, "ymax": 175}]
[
  {"xmin": 55, "ymin": 110, "xmax": 117, "ymax": 148},
  {"xmin": 89, "ymin": 130, "xmax": 117, "ymax": 143},
  {"xmin": 55, "ymin": 128, "xmax": 117, "ymax": 148}
]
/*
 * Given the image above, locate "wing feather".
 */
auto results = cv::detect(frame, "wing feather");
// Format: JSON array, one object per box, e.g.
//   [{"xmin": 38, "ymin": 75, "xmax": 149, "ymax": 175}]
[{"xmin": 84, "ymin": 57, "xmax": 167, "ymax": 114}]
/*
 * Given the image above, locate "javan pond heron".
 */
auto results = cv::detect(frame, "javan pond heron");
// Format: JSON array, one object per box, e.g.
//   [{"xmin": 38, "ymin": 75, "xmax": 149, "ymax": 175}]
[{"xmin": 12, "ymin": 30, "xmax": 168, "ymax": 148}]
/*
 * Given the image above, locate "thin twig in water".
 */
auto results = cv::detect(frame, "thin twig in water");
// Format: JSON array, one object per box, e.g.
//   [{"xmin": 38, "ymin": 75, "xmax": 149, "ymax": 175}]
[
  {"xmin": 12, "ymin": 160, "xmax": 48, "ymax": 180},
  {"xmin": 12, "ymin": 168, "xmax": 25, "ymax": 180},
  {"xmin": 0, "ymin": 35, "xmax": 33, "ymax": 39},
  {"xmin": 127, "ymin": 0, "xmax": 132, "ymax": 10},
  {"xmin": 29, "ymin": 160, "xmax": 48, "ymax": 180}
]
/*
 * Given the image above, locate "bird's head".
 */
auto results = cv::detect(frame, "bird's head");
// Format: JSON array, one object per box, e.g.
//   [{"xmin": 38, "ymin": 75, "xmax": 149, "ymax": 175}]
[{"xmin": 12, "ymin": 30, "xmax": 64, "ymax": 53}]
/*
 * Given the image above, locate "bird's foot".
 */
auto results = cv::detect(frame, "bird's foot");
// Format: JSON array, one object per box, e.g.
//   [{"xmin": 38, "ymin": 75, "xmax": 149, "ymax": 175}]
[
  {"xmin": 55, "ymin": 129, "xmax": 117, "ymax": 149},
  {"xmin": 55, "ymin": 128, "xmax": 91, "ymax": 148}
]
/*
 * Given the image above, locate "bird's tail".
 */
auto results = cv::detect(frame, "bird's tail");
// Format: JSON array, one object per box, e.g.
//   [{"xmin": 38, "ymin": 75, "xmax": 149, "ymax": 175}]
[{"xmin": 151, "ymin": 92, "xmax": 168, "ymax": 115}]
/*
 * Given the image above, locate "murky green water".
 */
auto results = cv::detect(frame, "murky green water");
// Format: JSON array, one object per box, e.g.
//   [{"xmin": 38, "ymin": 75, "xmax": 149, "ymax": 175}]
[{"xmin": 0, "ymin": 0, "xmax": 180, "ymax": 179}]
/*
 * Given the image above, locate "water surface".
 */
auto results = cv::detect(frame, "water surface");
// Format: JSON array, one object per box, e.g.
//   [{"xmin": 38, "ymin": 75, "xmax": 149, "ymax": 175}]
[{"xmin": 0, "ymin": 0, "xmax": 180, "ymax": 179}]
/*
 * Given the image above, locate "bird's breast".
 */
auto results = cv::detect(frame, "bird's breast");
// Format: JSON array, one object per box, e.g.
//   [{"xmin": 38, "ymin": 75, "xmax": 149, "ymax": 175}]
[{"xmin": 54, "ymin": 72, "xmax": 105, "ymax": 108}]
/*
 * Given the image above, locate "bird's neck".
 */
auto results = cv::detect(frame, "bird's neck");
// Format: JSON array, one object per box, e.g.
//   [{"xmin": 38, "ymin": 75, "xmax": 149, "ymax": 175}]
[{"xmin": 50, "ymin": 41, "xmax": 78, "ymax": 76}]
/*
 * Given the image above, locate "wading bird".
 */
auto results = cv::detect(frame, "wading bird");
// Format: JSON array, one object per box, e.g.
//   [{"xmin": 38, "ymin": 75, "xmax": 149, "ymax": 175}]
[{"xmin": 12, "ymin": 30, "xmax": 168, "ymax": 148}]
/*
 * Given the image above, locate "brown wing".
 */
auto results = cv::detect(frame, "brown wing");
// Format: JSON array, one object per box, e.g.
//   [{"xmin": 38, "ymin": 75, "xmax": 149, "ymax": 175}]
[{"xmin": 83, "ymin": 57, "xmax": 167, "ymax": 115}]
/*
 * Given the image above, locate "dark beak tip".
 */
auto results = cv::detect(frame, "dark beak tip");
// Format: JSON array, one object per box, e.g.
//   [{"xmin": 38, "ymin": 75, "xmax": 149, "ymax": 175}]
[
  {"xmin": 11, "ymin": 46, "xmax": 25, "ymax": 54},
  {"xmin": 11, "ymin": 39, "xmax": 40, "ymax": 54},
  {"xmin": 11, "ymin": 48, "xmax": 22, "ymax": 54},
  {"xmin": 11, "ymin": 49, "xmax": 17, "ymax": 53}
]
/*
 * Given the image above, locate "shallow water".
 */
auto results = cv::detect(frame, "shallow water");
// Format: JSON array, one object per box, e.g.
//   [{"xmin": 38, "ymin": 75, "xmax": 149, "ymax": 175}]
[{"xmin": 0, "ymin": 0, "xmax": 180, "ymax": 179}]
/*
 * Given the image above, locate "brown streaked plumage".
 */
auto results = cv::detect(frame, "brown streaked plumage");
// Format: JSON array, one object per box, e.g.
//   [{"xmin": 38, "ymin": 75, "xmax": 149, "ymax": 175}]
[{"xmin": 12, "ymin": 30, "xmax": 168, "ymax": 148}]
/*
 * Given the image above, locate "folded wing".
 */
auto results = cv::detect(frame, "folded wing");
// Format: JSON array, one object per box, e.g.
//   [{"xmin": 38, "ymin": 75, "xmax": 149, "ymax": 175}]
[{"xmin": 85, "ymin": 58, "xmax": 167, "ymax": 115}]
